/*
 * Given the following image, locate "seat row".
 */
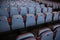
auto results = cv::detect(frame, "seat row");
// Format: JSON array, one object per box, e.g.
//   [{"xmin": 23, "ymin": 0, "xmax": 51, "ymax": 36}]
[
  {"xmin": 0, "ymin": 0, "xmax": 53, "ymax": 18},
  {"xmin": 0, "ymin": 6, "xmax": 52, "ymax": 17},
  {"xmin": 37, "ymin": 1, "xmax": 60, "ymax": 9},
  {"xmin": 1, "ymin": 0, "xmax": 60, "ymax": 9},
  {"xmin": 0, "ymin": 13, "xmax": 60, "ymax": 32},
  {"xmin": 16, "ymin": 24, "xmax": 60, "ymax": 40},
  {"xmin": 0, "ymin": 0, "xmax": 41, "ymax": 8}
]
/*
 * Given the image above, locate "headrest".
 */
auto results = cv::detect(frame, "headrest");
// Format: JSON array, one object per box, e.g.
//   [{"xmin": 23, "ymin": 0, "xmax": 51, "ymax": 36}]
[
  {"xmin": 39, "ymin": 28, "xmax": 51, "ymax": 35},
  {"xmin": 53, "ymin": 24, "xmax": 60, "ymax": 30},
  {"xmin": 16, "ymin": 33, "xmax": 34, "ymax": 40}
]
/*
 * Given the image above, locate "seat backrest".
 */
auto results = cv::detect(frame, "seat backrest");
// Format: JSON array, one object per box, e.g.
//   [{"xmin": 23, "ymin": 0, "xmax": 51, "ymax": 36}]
[
  {"xmin": 53, "ymin": 2, "xmax": 56, "ymax": 9},
  {"xmin": 12, "ymin": 15, "xmax": 24, "ymax": 30},
  {"xmin": 28, "ymin": 7, "xmax": 35, "ymax": 14},
  {"xmin": 47, "ymin": 7, "xmax": 52, "ymax": 13},
  {"xmin": 55, "ymin": 28, "xmax": 60, "ymax": 40},
  {"xmin": 0, "ymin": 16, "xmax": 10, "ymax": 32},
  {"xmin": 58, "ymin": 3, "xmax": 60, "ymax": 8},
  {"xmin": 37, "ymin": 13, "xmax": 45, "ymax": 24},
  {"xmin": 53, "ymin": 24, "xmax": 60, "ymax": 40},
  {"xmin": 31, "ymin": 4, "xmax": 36, "ymax": 7},
  {"xmin": 20, "ymin": 7, "xmax": 27, "ymax": 16},
  {"xmin": 26, "ymin": 14, "xmax": 36, "ymax": 27},
  {"xmin": 45, "ymin": 12, "xmax": 52, "ymax": 23},
  {"xmin": 52, "ymin": 12, "xmax": 59, "ymax": 21},
  {"xmin": 42, "ymin": 7, "xmax": 47, "ymax": 13},
  {"xmin": 40, "ymin": 4, "xmax": 45, "ymax": 8},
  {"xmin": 36, "ymin": 5, "xmax": 41, "ymax": 14},
  {"xmin": 17, "ymin": 3, "xmax": 22, "ymax": 7},
  {"xmin": 59, "ymin": 15, "xmax": 60, "ymax": 20},
  {"xmin": 58, "ymin": 11, "xmax": 60, "ymax": 20},
  {"xmin": 10, "ymin": 1, "xmax": 17, "ymax": 7},
  {"xmin": 46, "ymin": 2, "xmax": 50, "ymax": 7},
  {"xmin": 39, "ymin": 28, "xmax": 53, "ymax": 40},
  {"xmin": 1, "ymin": 1, "xmax": 9, "ymax": 8},
  {"xmin": 16, "ymin": 33, "xmax": 36, "ymax": 40},
  {"xmin": 0, "ymin": 8, "xmax": 9, "ymax": 17},
  {"xmin": 55, "ymin": 3, "xmax": 58, "ymax": 9},
  {"xmin": 10, "ymin": 7, "xmax": 19, "ymax": 17},
  {"xmin": 49, "ymin": 2, "xmax": 53, "ymax": 7}
]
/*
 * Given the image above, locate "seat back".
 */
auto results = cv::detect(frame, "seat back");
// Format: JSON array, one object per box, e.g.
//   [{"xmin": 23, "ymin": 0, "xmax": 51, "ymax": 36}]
[
  {"xmin": 42, "ymin": 7, "xmax": 47, "ymax": 13},
  {"xmin": 40, "ymin": 4, "xmax": 45, "ymax": 8},
  {"xmin": 17, "ymin": 3, "xmax": 22, "ymax": 8},
  {"xmin": 52, "ymin": 12, "xmax": 59, "ymax": 21},
  {"xmin": 10, "ymin": 1, "xmax": 17, "ymax": 7},
  {"xmin": 47, "ymin": 7, "xmax": 52, "ymax": 13},
  {"xmin": 26, "ymin": 14, "xmax": 36, "ymax": 27},
  {"xmin": 12, "ymin": 15, "xmax": 24, "ymax": 30},
  {"xmin": 49, "ymin": 2, "xmax": 53, "ymax": 7},
  {"xmin": 36, "ymin": 5, "xmax": 41, "ymax": 13},
  {"xmin": 55, "ymin": 3, "xmax": 58, "ymax": 9},
  {"xmin": 39, "ymin": 28, "xmax": 53, "ymax": 40},
  {"xmin": 53, "ymin": 3, "xmax": 56, "ymax": 9},
  {"xmin": 28, "ymin": 7, "xmax": 35, "ymax": 14},
  {"xmin": 37, "ymin": 13, "xmax": 45, "ymax": 24},
  {"xmin": 1, "ymin": 1, "xmax": 9, "ymax": 8},
  {"xmin": 58, "ymin": 3, "xmax": 60, "ymax": 8},
  {"xmin": 0, "ymin": 8, "xmax": 9, "ymax": 17},
  {"xmin": 20, "ymin": 7, "xmax": 27, "ymax": 16},
  {"xmin": 45, "ymin": 12, "xmax": 52, "ymax": 23},
  {"xmin": 53, "ymin": 25, "xmax": 60, "ymax": 40},
  {"xmin": 58, "ymin": 11, "xmax": 60, "ymax": 20},
  {"xmin": 55, "ymin": 29, "xmax": 60, "ymax": 40},
  {"xmin": 0, "ymin": 16, "xmax": 10, "ymax": 32},
  {"xmin": 16, "ymin": 33, "xmax": 36, "ymax": 40},
  {"xmin": 59, "ymin": 15, "xmax": 60, "ymax": 20},
  {"xmin": 10, "ymin": 7, "xmax": 19, "ymax": 17}
]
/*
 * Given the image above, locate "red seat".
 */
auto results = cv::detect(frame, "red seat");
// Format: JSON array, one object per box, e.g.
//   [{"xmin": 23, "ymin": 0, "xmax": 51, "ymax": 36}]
[
  {"xmin": 37, "ymin": 37, "xmax": 41, "ymax": 40},
  {"xmin": 7, "ymin": 18, "xmax": 12, "ymax": 24}
]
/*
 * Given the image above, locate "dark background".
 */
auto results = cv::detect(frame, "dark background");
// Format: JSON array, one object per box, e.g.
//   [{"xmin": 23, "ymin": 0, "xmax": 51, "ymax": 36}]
[{"xmin": 51, "ymin": 0, "xmax": 60, "ymax": 2}]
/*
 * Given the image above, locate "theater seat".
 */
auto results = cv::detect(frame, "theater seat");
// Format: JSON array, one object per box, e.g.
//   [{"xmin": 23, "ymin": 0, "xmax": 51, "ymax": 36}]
[
  {"xmin": 54, "ymin": 3, "xmax": 58, "ymax": 9},
  {"xmin": 59, "ymin": 15, "xmax": 60, "ymax": 20},
  {"xmin": 36, "ymin": 5, "xmax": 41, "ymax": 13},
  {"xmin": 49, "ymin": 2, "xmax": 53, "ymax": 7},
  {"xmin": 26, "ymin": 14, "xmax": 36, "ymax": 27},
  {"xmin": 39, "ymin": 28, "xmax": 53, "ymax": 40},
  {"xmin": 37, "ymin": 13, "xmax": 45, "ymax": 24},
  {"xmin": 53, "ymin": 24, "xmax": 60, "ymax": 40},
  {"xmin": 20, "ymin": 7, "xmax": 27, "ymax": 16},
  {"xmin": 45, "ymin": 12, "xmax": 52, "ymax": 23},
  {"xmin": 0, "ymin": 8, "xmax": 9, "ymax": 17},
  {"xmin": 47, "ymin": 7, "xmax": 52, "ymax": 13},
  {"xmin": 17, "ymin": 3, "xmax": 22, "ymax": 7},
  {"xmin": 0, "ymin": 16, "xmax": 10, "ymax": 32},
  {"xmin": 58, "ymin": 11, "xmax": 60, "ymax": 20},
  {"xmin": 10, "ymin": 1, "xmax": 16, "ymax": 7},
  {"xmin": 1, "ymin": 1, "xmax": 9, "ymax": 8},
  {"xmin": 28, "ymin": 7, "xmax": 35, "ymax": 14},
  {"xmin": 53, "ymin": 3, "xmax": 56, "ymax": 9},
  {"xmin": 10, "ymin": 7, "xmax": 19, "ymax": 17},
  {"xmin": 42, "ymin": 7, "xmax": 47, "ymax": 13},
  {"xmin": 52, "ymin": 12, "xmax": 59, "ymax": 21},
  {"xmin": 12, "ymin": 15, "xmax": 24, "ymax": 30},
  {"xmin": 16, "ymin": 33, "xmax": 36, "ymax": 40},
  {"xmin": 58, "ymin": 3, "xmax": 60, "ymax": 9},
  {"xmin": 40, "ymin": 4, "xmax": 45, "ymax": 8}
]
